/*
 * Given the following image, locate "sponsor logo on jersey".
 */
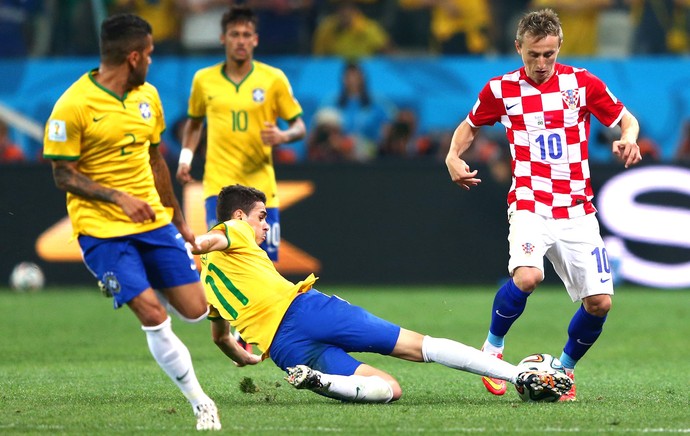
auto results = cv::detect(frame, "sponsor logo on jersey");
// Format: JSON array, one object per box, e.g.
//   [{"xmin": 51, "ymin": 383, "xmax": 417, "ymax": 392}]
[
  {"xmin": 47, "ymin": 120, "xmax": 67, "ymax": 142},
  {"xmin": 139, "ymin": 102, "xmax": 152, "ymax": 119},
  {"xmin": 252, "ymin": 88, "xmax": 265, "ymax": 103}
]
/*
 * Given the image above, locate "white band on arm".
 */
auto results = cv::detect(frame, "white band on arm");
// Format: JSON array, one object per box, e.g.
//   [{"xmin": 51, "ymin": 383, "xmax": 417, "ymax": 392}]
[{"xmin": 178, "ymin": 148, "xmax": 194, "ymax": 166}]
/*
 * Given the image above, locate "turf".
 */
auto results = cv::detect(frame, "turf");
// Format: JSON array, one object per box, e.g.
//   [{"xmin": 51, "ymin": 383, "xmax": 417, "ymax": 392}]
[{"xmin": 1, "ymin": 285, "xmax": 688, "ymax": 434}]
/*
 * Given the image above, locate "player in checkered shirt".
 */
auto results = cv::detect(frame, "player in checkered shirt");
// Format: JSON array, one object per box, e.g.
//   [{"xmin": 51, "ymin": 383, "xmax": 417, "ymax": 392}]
[{"xmin": 445, "ymin": 8, "xmax": 642, "ymax": 401}]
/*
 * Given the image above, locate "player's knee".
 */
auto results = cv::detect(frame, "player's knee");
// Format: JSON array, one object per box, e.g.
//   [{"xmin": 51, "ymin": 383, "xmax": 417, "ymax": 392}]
[
  {"xmin": 173, "ymin": 289, "xmax": 209, "ymax": 322},
  {"xmin": 389, "ymin": 379, "xmax": 403, "ymax": 402},
  {"xmin": 513, "ymin": 268, "xmax": 542, "ymax": 292},
  {"xmin": 135, "ymin": 304, "xmax": 168, "ymax": 327},
  {"xmin": 129, "ymin": 292, "xmax": 169, "ymax": 326},
  {"xmin": 583, "ymin": 295, "xmax": 611, "ymax": 317},
  {"xmin": 178, "ymin": 305, "xmax": 210, "ymax": 323}
]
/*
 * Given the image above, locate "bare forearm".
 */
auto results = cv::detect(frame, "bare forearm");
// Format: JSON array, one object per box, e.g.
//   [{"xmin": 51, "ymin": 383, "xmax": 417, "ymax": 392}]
[
  {"xmin": 150, "ymin": 149, "xmax": 184, "ymax": 223},
  {"xmin": 181, "ymin": 118, "xmax": 204, "ymax": 152},
  {"xmin": 619, "ymin": 111, "xmax": 640, "ymax": 144},
  {"xmin": 215, "ymin": 337, "xmax": 243, "ymax": 361},
  {"xmin": 211, "ymin": 320, "xmax": 260, "ymax": 367},
  {"xmin": 283, "ymin": 118, "xmax": 306, "ymax": 143},
  {"xmin": 52, "ymin": 163, "xmax": 122, "ymax": 203},
  {"xmin": 446, "ymin": 121, "xmax": 477, "ymax": 161},
  {"xmin": 191, "ymin": 231, "xmax": 227, "ymax": 254}
]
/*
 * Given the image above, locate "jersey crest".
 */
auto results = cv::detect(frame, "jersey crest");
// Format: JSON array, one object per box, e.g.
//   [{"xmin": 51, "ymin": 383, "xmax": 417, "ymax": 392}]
[
  {"xmin": 522, "ymin": 242, "xmax": 535, "ymax": 255},
  {"xmin": 139, "ymin": 102, "xmax": 152, "ymax": 119},
  {"xmin": 561, "ymin": 89, "xmax": 580, "ymax": 110},
  {"xmin": 252, "ymin": 88, "xmax": 265, "ymax": 103}
]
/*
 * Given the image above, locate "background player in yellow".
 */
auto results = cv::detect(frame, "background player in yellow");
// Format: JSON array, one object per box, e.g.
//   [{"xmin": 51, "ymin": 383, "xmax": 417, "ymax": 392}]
[
  {"xmin": 176, "ymin": 5, "xmax": 306, "ymax": 263},
  {"xmin": 43, "ymin": 13, "xmax": 220, "ymax": 431},
  {"xmin": 188, "ymin": 184, "xmax": 573, "ymax": 403}
]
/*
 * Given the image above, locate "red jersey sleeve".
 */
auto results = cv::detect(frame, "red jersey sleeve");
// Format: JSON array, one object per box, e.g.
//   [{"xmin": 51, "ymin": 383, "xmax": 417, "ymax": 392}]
[
  {"xmin": 581, "ymin": 70, "xmax": 625, "ymax": 128},
  {"xmin": 467, "ymin": 80, "xmax": 504, "ymax": 127}
]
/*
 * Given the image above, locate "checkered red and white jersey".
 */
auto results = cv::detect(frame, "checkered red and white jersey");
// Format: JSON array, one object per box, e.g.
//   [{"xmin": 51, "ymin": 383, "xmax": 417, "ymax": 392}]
[{"xmin": 467, "ymin": 63, "xmax": 626, "ymax": 219}]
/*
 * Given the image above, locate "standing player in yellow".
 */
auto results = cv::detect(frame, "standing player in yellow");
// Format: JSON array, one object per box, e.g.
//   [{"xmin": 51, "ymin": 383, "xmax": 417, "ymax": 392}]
[
  {"xmin": 176, "ymin": 5, "xmax": 306, "ymax": 261},
  {"xmin": 43, "ymin": 14, "xmax": 220, "ymax": 431},
  {"xmin": 188, "ymin": 184, "xmax": 573, "ymax": 403}
]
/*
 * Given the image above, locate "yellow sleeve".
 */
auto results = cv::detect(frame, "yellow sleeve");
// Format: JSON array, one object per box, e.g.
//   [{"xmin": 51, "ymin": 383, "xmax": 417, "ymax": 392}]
[
  {"xmin": 44, "ymin": 96, "xmax": 85, "ymax": 159},
  {"xmin": 274, "ymin": 71, "xmax": 303, "ymax": 122},
  {"xmin": 187, "ymin": 71, "xmax": 206, "ymax": 118},
  {"xmin": 152, "ymin": 87, "xmax": 166, "ymax": 145}
]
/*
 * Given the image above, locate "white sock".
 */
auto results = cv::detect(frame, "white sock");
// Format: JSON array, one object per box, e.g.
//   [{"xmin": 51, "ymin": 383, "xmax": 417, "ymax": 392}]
[
  {"xmin": 142, "ymin": 317, "xmax": 211, "ymax": 409},
  {"xmin": 422, "ymin": 336, "xmax": 519, "ymax": 383},
  {"xmin": 481, "ymin": 340, "xmax": 504, "ymax": 355},
  {"xmin": 315, "ymin": 372, "xmax": 394, "ymax": 403}
]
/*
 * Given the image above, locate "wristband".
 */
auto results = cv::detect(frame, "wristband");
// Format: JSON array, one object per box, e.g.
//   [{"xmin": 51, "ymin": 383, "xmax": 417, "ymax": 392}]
[{"xmin": 178, "ymin": 148, "xmax": 194, "ymax": 166}]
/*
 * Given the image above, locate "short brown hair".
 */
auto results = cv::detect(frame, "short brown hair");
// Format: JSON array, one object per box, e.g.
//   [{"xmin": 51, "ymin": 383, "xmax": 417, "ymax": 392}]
[
  {"xmin": 221, "ymin": 5, "xmax": 258, "ymax": 33},
  {"xmin": 516, "ymin": 9, "xmax": 563, "ymax": 46},
  {"xmin": 217, "ymin": 184, "xmax": 267, "ymax": 222}
]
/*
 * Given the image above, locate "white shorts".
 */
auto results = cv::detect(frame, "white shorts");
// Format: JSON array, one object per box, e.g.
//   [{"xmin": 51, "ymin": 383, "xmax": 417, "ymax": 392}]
[{"xmin": 507, "ymin": 211, "xmax": 614, "ymax": 302}]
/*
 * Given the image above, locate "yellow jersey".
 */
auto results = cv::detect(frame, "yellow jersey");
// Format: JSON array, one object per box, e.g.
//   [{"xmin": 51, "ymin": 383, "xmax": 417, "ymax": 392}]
[
  {"xmin": 530, "ymin": 0, "xmax": 605, "ymax": 56},
  {"xmin": 187, "ymin": 61, "xmax": 303, "ymax": 206},
  {"xmin": 431, "ymin": 0, "xmax": 491, "ymax": 52},
  {"xmin": 43, "ymin": 69, "xmax": 170, "ymax": 238},
  {"xmin": 202, "ymin": 219, "xmax": 316, "ymax": 355}
]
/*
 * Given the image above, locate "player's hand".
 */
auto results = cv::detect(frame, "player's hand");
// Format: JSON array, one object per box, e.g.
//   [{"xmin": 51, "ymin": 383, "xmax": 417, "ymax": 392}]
[
  {"xmin": 188, "ymin": 235, "xmax": 211, "ymax": 255},
  {"xmin": 175, "ymin": 221, "xmax": 196, "ymax": 246},
  {"xmin": 446, "ymin": 156, "xmax": 481, "ymax": 190},
  {"xmin": 115, "ymin": 191, "xmax": 156, "ymax": 223},
  {"xmin": 260, "ymin": 121, "xmax": 285, "ymax": 146},
  {"xmin": 176, "ymin": 162, "xmax": 195, "ymax": 185},
  {"xmin": 612, "ymin": 139, "xmax": 642, "ymax": 168},
  {"xmin": 234, "ymin": 352, "xmax": 262, "ymax": 367}
]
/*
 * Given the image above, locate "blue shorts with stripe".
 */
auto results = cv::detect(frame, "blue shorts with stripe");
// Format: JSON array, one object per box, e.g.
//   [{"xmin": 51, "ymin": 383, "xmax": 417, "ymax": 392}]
[
  {"xmin": 269, "ymin": 289, "xmax": 401, "ymax": 376},
  {"xmin": 79, "ymin": 224, "xmax": 200, "ymax": 309},
  {"xmin": 206, "ymin": 195, "xmax": 280, "ymax": 261}
]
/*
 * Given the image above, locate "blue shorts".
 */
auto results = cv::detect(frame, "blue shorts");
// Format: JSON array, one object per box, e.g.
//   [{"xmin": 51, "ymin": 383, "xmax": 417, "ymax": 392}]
[
  {"xmin": 206, "ymin": 195, "xmax": 280, "ymax": 261},
  {"xmin": 269, "ymin": 289, "xmax": 401, "ymax": 376},
  {"xmin": 79, "ymin": 224, "xmax": 200, "ymax": 309}
]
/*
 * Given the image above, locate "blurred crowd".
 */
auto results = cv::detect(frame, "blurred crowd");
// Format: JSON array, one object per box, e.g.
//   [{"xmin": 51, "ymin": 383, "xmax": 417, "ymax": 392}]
[
  {"xmin": 3, "ymin": 0, "xmax": 690, "ymax": 59},
  {"xmin": 2, "ymin": 0, "xmax": 690, "ymax": 168}
]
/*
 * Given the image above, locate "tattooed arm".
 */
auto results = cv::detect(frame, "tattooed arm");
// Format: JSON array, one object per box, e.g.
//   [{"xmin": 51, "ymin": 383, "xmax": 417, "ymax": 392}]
[{"xmin": 51, "ymin": 159, "xmax": 155, "ymax": 223}]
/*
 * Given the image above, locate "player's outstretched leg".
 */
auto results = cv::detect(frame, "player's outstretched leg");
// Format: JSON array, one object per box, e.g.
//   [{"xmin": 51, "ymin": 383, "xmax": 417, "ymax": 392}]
[
  {"xmin": 285, "ymin": 365, "xmax": 327, "ymax": 390},
  {"xmin": 285, "ymin": 365, "xmax": 394, "ymax": 403},
  {"xmin": 515, "ymin": 371, "xmax": 573, "ymax": 398},
  {"xmin": 558, "ymin": 370, "xmax": 576, "ymax": 402}
]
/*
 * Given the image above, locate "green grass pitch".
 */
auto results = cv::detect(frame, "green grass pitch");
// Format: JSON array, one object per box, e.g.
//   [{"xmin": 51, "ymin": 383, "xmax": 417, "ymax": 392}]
[{"xmin": 1, "ymin": 285, "xmax": 688, "ymax": 433}]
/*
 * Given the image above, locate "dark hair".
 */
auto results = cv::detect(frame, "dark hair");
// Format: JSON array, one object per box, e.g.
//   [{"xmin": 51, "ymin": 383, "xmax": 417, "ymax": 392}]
[
  {"xmin": 337, "ymin": 62, "xmax": 371, "ymax": 108},
  {"xmin": 221, "ymin": 5, "xmax": 259, "ymax": 33},
  {"xmin": 217, "ymin": 184, "xmax": 267, "ymax": 222},
  {"xmin": 100, "ymin": 13, "xmax": 152, "ymax": 64},
  {"xmin": 516, "ymin": 8, "xmax": 563, "ymax": 45}
]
